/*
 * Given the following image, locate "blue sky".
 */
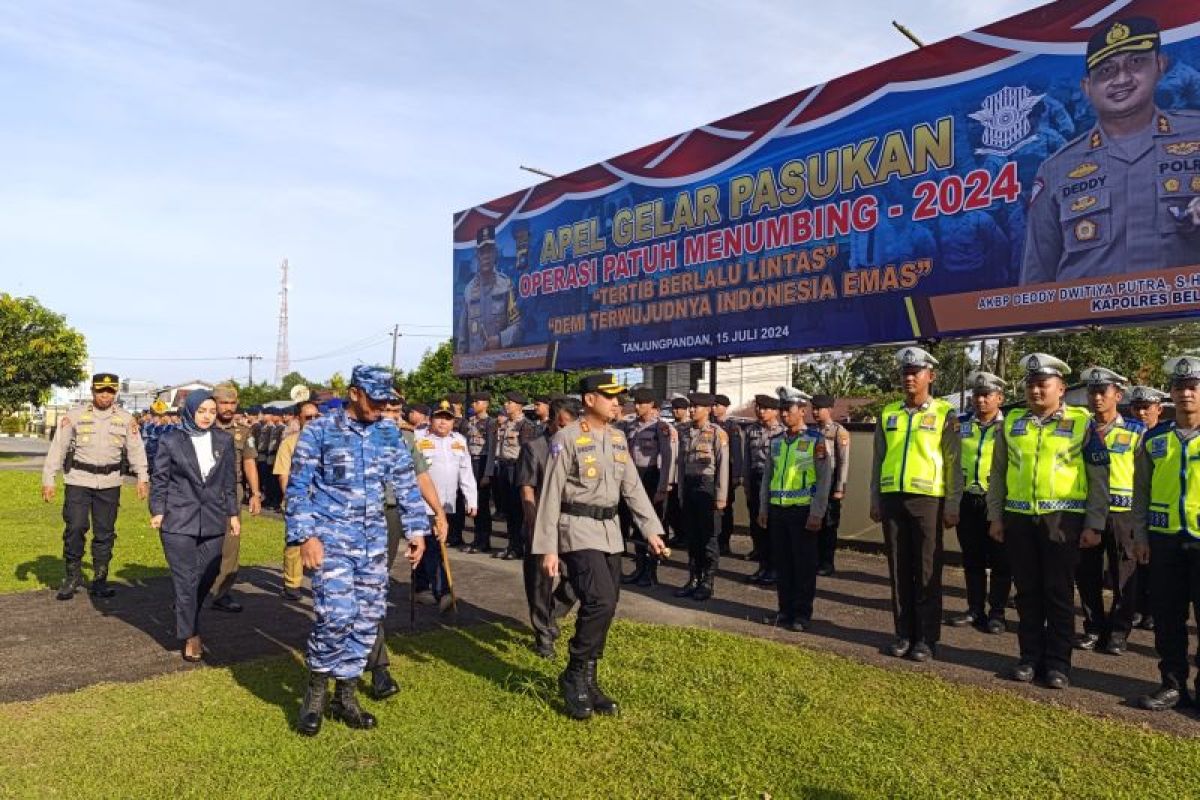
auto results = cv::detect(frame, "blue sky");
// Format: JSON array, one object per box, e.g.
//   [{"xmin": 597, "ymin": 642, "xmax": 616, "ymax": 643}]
[{"xmin": 0, "ymin": 0, "xmax": 1042, "ymax": 387}]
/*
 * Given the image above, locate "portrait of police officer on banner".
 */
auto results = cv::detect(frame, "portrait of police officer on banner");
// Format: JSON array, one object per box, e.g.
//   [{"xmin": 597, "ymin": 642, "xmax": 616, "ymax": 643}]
[
  {"xmin": 1021, "ymin": 17, "xmax": 1200, "ymax": 285},
  {"xmin": 456, "ymin": 224, "xmax": 520, "ymax": 353}
]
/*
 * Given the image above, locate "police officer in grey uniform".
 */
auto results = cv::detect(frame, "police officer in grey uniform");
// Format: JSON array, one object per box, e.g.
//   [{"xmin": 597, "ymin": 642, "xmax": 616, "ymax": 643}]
[
  {"xmin": 1021, "ymin": 16, "xmax": 1200, "ymax": 285},
  {"xmin": 532, "ymin": 373, "xmax": 666, "ymax": 719},
  {"xmin": 460, "ymin": 392, "xmax": 497, "ymax": 553},
  {"xmin": 673, "ymin": 392, "xmax": 730, "ymax": 602},
  {"xmin": 42, "ymin": 373, "xmax": 149, "ymax": 599},
  {"xmin": 457, "ymin": 225, "xmax": 520, "ymax": 353},
  {"xmin": 664, "ymin": 396, "xmax": 690, "ymax": 545},
  {"xmin": 744, "ymin": 393, "xmax": 784, "ymax": 585},
  {"xmin": 713, "ymin": 394, "xmax": 744, "ymax": 558},
  {"xmin": 494, "ymin": 390, "xmax": 536, "ymax": 559},
  {"xmin": 811, "ymin": 394, "xmax": 851, "ymax": 576},
  {"xmin": 618, "ymin": 387, "xmax": 676, "ymax": 587},
  {"xmin": 1128, "ymin": 384, "xmax": 1169, "ymax": 630}
]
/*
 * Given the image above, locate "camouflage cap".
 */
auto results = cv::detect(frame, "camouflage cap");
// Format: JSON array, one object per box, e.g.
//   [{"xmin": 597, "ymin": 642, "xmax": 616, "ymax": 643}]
[{"xmin": 350, "ymin": 365, "xmax": 399, "ymax": 402}]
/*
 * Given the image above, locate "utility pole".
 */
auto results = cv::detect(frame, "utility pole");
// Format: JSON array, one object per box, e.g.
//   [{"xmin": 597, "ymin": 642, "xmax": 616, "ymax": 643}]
[
  {"xmin": 389, "ymin": 324, "xmax": 401, "ymax": 373},
  {"xmin": 238, "ymin": 354, "xmax": 262, "ymax": 386},
  {"xmin": 275, "ymin": 258, "xmax": 290, "ymax": 384}
]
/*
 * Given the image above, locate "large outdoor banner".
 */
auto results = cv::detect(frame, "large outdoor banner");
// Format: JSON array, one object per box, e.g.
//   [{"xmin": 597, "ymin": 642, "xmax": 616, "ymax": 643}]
[{"xmin": 453, "ymin": 0, "xmax": 1200, "ymax": 376}]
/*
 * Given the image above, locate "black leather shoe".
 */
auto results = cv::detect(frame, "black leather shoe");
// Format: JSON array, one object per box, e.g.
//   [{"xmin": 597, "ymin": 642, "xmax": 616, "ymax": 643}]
[
  {"xmin": 281, "ymin": 588, "xmax": 303, "ymax": 601},
  {"xmin": 330, "ymin": 680, "xmax": 377, "ymax": 729},
  {"xmin": 789, "ymin": 619, "xmax": 808, "ymax": 633},
  {"xmin": 1044, "ymin": 670, "xmax": 1069, "ymax": 690},
  {"xmin": 534, "ymin": 641, "xmax": 555, "ymax": 659},
  {"xmin": 1140, "ymin": 684, "xmax": 1184, "ymax": 711},
  {"xmin": 212, "ymin": 596, "xmax": 243, "ymax": 613},
  {"xmin": 88, "ymin": 567, "xmax": 116, "ymax": 598},
  {"xmin": 621, "ymin": 563, "xmax": 647, "ymax": 585},
  {"xmin": 636, "ymin": 566, "xmax": 656, "ymax": 588},
  {"xmin": 744, "ymin": 568, "xmax": 765, "ymax": 585},
  {"xmin": 56, "ymin": 562, "xmax": 84, "ymax": 601},
  {"xmin": 673, "ymin": 575, "xmax": 699, "ymax": 598},
  {"xmin": 985, "ymin": 617, "xmax": 1006, "ymax": 635},
  {"xmin": 692, "ymin": 575, "xmax": 714, "ymax": 602},
  {"xmin": 297, "ymin": 672, "xmax": 329, "ymax": 736},
  {"xmin": 816, "ymin": 564, "xmax": 834, "ymax": 577},
  {"xmin": 886, "ymin": 638, "xmax": 911, "ymax": 658},
  {"xmin": 1137, "ymin": 615, "xmax": 1155, "ymax": 631},
  {"xmin": 1074, "ymin": 632, "xmax": 1099, "ymax": 651},
  {"xmin": 1103, "ymin": 634, "xmax": 1127, "ymax": 656},
  {"xmin": 369, "ymin": 668, "xmax": 400, "ymax": 700},
  {"xmin": 947, "ymin": 610, "xmax": 980, "ymax": 628},
  {"xmin": 1007, "ymin": 662, "xmax": 1036, "ymax": 683},
  {"xmin": 758, "ymin": 570, "xmax": 776, "ymax": 586},
  {"xmin": 908, "ymin": 642, "xmax": 934, "ymax": 663}
]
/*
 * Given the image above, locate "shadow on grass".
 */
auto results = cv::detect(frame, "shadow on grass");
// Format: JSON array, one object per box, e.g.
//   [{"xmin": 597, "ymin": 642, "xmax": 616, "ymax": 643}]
[{"xmin": 14, "ymin": 556, "xmax": 171, "ymax": 591}]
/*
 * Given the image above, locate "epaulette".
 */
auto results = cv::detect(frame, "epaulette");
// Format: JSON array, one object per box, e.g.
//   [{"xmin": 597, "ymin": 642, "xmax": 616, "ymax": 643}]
[{"xmin": 1121, "ymin": 417, "xmax": 1147, "ymax": 434}]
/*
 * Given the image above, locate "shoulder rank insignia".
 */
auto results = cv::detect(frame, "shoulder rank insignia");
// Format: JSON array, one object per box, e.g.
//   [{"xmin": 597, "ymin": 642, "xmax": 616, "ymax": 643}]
[
  {"xmin": 1089, "ymin": 130, "xmax": 1103, "ymax": 149},
  {"xmin": 1157, "ymin": 114, "xmax": 1172, "ymax": 135}
]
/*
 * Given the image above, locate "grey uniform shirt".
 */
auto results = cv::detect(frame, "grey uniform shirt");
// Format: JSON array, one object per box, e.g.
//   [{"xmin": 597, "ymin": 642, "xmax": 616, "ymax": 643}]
[
  {"xmin": 986, "ymin": 406, "xmax": 1110, "ymax": 532},
  {"xmin": 457, "ymin": 270, "xmax": 519, "ymax": 353},
  {"xmin": 758, "ymin": 429, "xmax": 834, "ymax": 520},
  {"xmin": 619, "ymin": 415, "xmax": 676, "ymax": 496},
  {"xmin": 817, "ymin": 420, "xmax": 851, "ymax": 494},
  {"xmin": 43, "ymin": 403, "xmax": 149, "ymax": 489},
  {"xmin": 869, "ymin": 400, "xmax": 963, "ymax": 515},
  {"xmin": 744, "ymin": 421, "xmax": 785, "ymax": 478},
  {"xmin": 1132, "ymin": 425, "xmax": 1200, "ymax": 546},
  {"xmin": 678, "ymin": 420, "xmax": 731, "ymax": 505},
  {"xmin": 531, "ymin": 419, "xmax": 664, "ymax": 556},
  {"xmin": 465, "ymin": 415, "xmax": 497, "ymax": 477},
  {"xmin": 1021, "ymin": 109, "xmax": 1200, "ymax": 285}
]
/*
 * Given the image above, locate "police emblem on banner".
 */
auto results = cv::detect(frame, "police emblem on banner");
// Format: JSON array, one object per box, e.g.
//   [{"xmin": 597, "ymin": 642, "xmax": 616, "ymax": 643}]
[{"xmin": 969, "ymin": 86, "xmax": 1044, "ymax": 156}]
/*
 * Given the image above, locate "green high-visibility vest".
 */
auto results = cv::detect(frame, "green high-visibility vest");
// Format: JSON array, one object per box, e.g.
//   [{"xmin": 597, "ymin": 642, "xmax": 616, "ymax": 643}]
[
  {"xmin": 1003, "ymin": 405, "xmax": 1091, "ymax": 515},
  {"xmin": 961, "ymin": 413, "xmax": 1002, "ymax": 493},
  {"xmin": 879, "ymin": 399, "xmax": 953, "ymax": 497},
  {"xmin": 768, "ymin": 431, "xmax": 819, "ymax": 506},
  {"xmin": 1099, "ymin": 418, "xmax": 1144, "ymax": 513},
  {"xmin": 1145, "ymin": 425, "xmax": 1200, "ymax": 538}
]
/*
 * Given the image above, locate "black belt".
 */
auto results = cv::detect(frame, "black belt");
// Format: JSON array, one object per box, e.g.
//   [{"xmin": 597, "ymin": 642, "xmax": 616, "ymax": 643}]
[
  {"xmin": 71, "ymin": 462, "xmax": 121, "ymax": 475},
  {"xmin": 498, "ymin": 459, "xmax": 519, "ymax": 467},
  {"xmin": 561, "ymin": 502, "xmax": 618, "ymax": 520}
]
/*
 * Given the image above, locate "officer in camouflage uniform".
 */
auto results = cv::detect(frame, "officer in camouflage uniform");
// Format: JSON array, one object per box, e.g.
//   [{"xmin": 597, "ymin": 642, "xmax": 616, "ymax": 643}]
[
  {"xmin": 744, "ymin": 393, "xmax": 784, "ymax": 585},
  {"xmin": 1021, "ymin": 16, "xmax": 1200, "ymax": 285},
  {"xmin": 208, "ymin": 383, "xmax": 262, "ymax": 613},
  {"xmin": 617, "ymin": 387, "xmax": 676, "ymax": 587},
  {"xmin": 42, "ymin": 373, "xmax": 149, "ymax": 599},
  {"xmin": 287, "ymin": 366, "xmax": 430, "ymax": 736},
  {"xmin": 457, "ymin": 225, "xmax": 520, "ymax": 353},
  {"xmin": 673, "ymin": 392, "xmax": 730, "ymax": 602}
]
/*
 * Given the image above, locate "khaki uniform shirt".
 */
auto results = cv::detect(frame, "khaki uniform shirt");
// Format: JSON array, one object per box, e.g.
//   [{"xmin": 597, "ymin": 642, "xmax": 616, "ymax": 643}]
[
  {"xmin": 43, "ymin": 403, "xmax": 149, "ymax": 489},
  {"xmin": 817, "ymin": 421, "xmax": 851, "ymax": 494},
  {"xmin": 217, "ymin": 419, "xmax": 257, "ymax": 485},
  {"xmin": 531, "ymin": 419, "xmax": 664, "ymax": 555}
]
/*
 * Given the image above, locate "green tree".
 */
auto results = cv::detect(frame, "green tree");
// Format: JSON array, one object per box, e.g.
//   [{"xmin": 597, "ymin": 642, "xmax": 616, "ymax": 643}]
[
  {"xmin": 1003, "ymin": 325, "xmax": 1200, "ymax": 387},
  {"xmin": 0, "ymin": 294, "xmax": 87, "ymax": 411},
  {"xmin": 327, "ymin": 372, "xmax": 348, "ymax": 395},
  {"xmin": 397, "ymin": 339, "xmax": 586, "ymax": 403}
]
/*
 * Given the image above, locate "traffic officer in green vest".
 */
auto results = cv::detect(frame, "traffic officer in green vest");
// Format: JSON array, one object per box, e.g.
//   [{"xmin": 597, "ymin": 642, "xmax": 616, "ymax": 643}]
[
  {"xmin": 757, "ymin": 386, "xmax": 832, "ymax": 631},
  {"xmin": 1128, "ymin": 384, "xmax": 1169, "ymax": 630},
  {"xmin": 869, "ymin": 346, "xmax": 962, "ymax": 662},
  {"xmin": 1135, "ymin": 356, "xmax": 1200, "ymax": 711},
  {"xmin": 1075, "ymin": 366, "xmax": 1145, "ymax": 656},
  {"xmin": 947, "ymin": 371, "xmax": 1011, "ymax": 634},
  {"xmin": 987, "ymin": 353, "xmax": 1110, "ymax": 690}
]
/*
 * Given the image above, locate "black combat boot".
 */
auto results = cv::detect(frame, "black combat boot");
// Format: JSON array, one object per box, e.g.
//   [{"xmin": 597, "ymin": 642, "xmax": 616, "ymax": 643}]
[
  {"xmin": 673, "ymin": 562, "xmax": 699, "ymax": 597},
  {"xmin": 369, "ymin": 667, "xmax": 400, "ymax": 700},
  {"xmin": 585, "ymin": 660, "xmax": 619, "ymax": 716},
  {"xmin": 559, "ymin": 658, "xmax": 593, "ymax": 720},
  {"xmin": 88, "ymin": 565, "xmax": 116, "ymax": 598},
  {"xmin": 692, "ymin": 571, "xmax": 714, "ymax": 602},
  {"xmin": 56, "ymin": 561, "xmax": 83, "ymax": 601},
  {"xmin": 621, "ymin": 554, "xmax": 647, "ymax": 585},
  {"xmin": 330, "ymin": 679, "xmax": 377, "ymax": 729},
  {"xmin": 297, "ymin": 671, "xmax": 329, "ymax": 736},
  {"xmin": 638, "ymin": 560, "xmax": 658, "ymax": 587}
]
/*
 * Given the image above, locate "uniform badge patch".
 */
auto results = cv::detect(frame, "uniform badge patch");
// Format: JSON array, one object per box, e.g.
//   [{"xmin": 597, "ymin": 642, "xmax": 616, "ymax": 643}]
[
  {"xmin": 1074, "ymin": 219, "xmax": 1097, "ymax": 241},
  {"xmin": 919, "ymin": 413, "xmax": 938, "ymax": 430},
  {"xmin": 576, "ymin": 436, "xmax": 592, "ymax": 445},
  {"xmin": 1165, "ymin": 140, "xmax": 1200, "ymax": 157},
  {"xmin": 1030, "ymin": 176, "xmax": 1044, "ymax": 204},
  {"xmin": 1067, "ymin": 162, "xmax": 1099, "ymax": 179},
  {"xmin": 1164, "ymin": 177, "xmax": 1182, "ymax": 193},
  {"xmin": 885, "ymin": 415, "xmax": 898, "ymax": 431},
  {"xmin": 585, "ymin": 467, "xmax": 597, "ymax": 478},
  {"xmin": 1192, "ymin": 176, "xmax": 1200, "ymax": 193},
  {"xmin": 1070, "ymin": 195, "xmax": 1097, "ymax": 212}
]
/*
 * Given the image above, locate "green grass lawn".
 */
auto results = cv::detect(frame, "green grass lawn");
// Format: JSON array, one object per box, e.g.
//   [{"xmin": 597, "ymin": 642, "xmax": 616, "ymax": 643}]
[
  {"xmin": 1, "ymin": 620, "xmax": 1198, "ymax": 799},
  {"xmin": 0, "ymin": 471, "xmax": 285, "ymax": 594}
]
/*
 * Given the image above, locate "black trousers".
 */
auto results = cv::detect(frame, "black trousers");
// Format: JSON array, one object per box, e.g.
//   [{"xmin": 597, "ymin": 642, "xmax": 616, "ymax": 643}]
[
  {"xmin": 618, "ymin": 467, "xmax": 662, "ymax": 565},
  {"xmin": 682, "ymin": 481, "xmax": 721, "ymax": 575},
  {"xmin": 62, "ymin": 485, "xmax": 121, "ymax": 569},
  {"xmin": 665, "ymin": 485, "xmax": 683, "ymax": 541},
  {"xmin": 719, "ymin": 484, "xmax": 738, "ymax": 552},
  {"xmin": 881, "ymin": 493, "xmax": 944, "ymax": 645},
  {"xmin": 1076, "ymin": 512, "xmax": 1137, "ymax": 640},
  {"xmin": 1135, "ymin": 562, "xmax": 1152, "ymax": 617},
  {"xmin": 561, "ymin": 550, "xmax": 621, "ymax": 661},
  {"xmin": 469, "ymin": 457, "xmax": 492, "ymax": 549},
  {"xmin": 496, "ymin": 461, "xmax": 524, "ymax": 554},
  {"xmin": 1149, "ymin": 534, "xmax": 1200, "ymax": 689},
  {"xmin": 366, "ymin": 505, "xmax": 405, "ymax": 672},
  {"xmin": 955, "ymin": 493, "xmax": 1011, "ymax": 619},
  {"xmin": 160, "ymin": 531, "xmax": 224, "ymax": 640},
  {"xmin": 449, "ymin": 489, "xmax": 466, "ymax": 546},
  {"xmin": 817, "ymin": 494, "xmax": 842, "ymax": 570},
  {"xmin": 523, "ymin": 555, "xmax": 578, "ymax": 647},
  {"xmin": 769, "ymin": 505, "xmax": 818, "ymax": 623},
  {"xmin": 1004, "ymin": 511, "xmax": 1083, "ymax": 674},
  {"xmin": 745, "ymin": 473, "xmax": 770, "ymax": 571}
]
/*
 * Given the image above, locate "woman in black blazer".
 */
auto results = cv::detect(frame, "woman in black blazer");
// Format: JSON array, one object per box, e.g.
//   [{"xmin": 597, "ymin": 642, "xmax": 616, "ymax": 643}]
[{"xmin": 149, "ymin": 390, "xmax": 240, "ymax": 661}]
